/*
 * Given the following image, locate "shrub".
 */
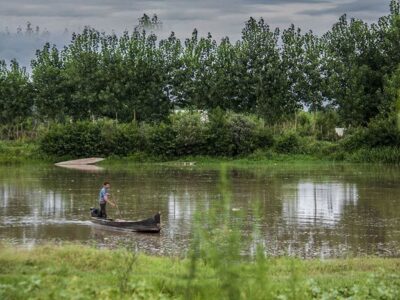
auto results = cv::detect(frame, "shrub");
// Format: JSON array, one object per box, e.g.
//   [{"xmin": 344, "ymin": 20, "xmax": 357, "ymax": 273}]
[
  {"xmin": 339, "ymin": 127, "xmax": 367, "ymax": 151},
  {"xmin": 303, "ymin": 138, "xmax": 339, "ymax": 157},
  {"xmin": 39, "ymin": 122, "xmax": 101, "ymax": 158},
  {"xmin": 225, "ymin": 113, "xmax": 263, "ymax": 156},
  {"xmin": 205, "ymin": 108, "xmax": 231, "ymax": 156},
  {"xmin": 254, "ymin": 126, "xmax": 275, "ymax": 149},
  {"xmin": 39, "ymin": 120, "xmax": 143, "ymax": 158},
  {"xmin": 275, "ymin": 131, "xmax": 303, "ymax": 154},
  {"xmin": 340, "ymin": 116, "xmax": 400, "ymax": 151},
  {"xmin": 206, "ymin": 111, "xmax": 271, "ymax": 156},
  {"xmin": 296, "ymin": 111, "xmax": 313, "ymax": 137},
  {"xmin": 315, "ymin": 110, "xmax": 340, "ymax": 141},
  {"xmin": 170, "ymin": 111, "xmax": 207, "ymax": 156},
  {"xmin": 0, "ymin": 140, "xmax": 39, "ymax": 163},
  {"xmin": 99, "ymin": 122, "xmax": 142, "ymax": 156},
  {"xmin": 347, "ymin": 147, "xmax": 400, "ymax": 164},
  {"xmin": 144, "ymin": 122, "xmax": 177, "ymax": 158},
  {"xmin": 364, "ymin": 116, "xmax": 400, "ymax": 148}
]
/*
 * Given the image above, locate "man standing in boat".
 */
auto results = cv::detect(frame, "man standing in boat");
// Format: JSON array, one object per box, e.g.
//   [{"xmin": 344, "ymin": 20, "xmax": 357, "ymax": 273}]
[{"xmin": 99, "ymin": 182, "xmax": 116, "ymax": 218}]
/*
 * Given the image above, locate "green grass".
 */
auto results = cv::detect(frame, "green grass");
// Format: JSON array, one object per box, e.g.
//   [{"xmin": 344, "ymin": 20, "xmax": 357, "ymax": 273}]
[
  {"xmin": 3, "ymin": 138, "xmax": 400, "ymax": 167},
  {"xmin": 0, "ymin": 244, "xmax": 399, "ymax": 300},
  {"xmin": 0, "ymin": 140, "xmax": 45, "ymax": 164},
  {"xmin": 101, "ymin": 152, "xmax": 334, "ymax": 167}
]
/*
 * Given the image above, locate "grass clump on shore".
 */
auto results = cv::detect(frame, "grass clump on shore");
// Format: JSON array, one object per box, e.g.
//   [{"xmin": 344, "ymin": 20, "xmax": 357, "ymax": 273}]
[{"xmin": 0, "ymin": 140, "xmax": 42, "ymax": 164}]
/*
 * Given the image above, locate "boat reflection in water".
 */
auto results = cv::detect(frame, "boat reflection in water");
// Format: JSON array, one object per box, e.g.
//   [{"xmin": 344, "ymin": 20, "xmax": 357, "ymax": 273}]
[{"xmin": 55, "ymin": 164, "xmax": 104, "ymax": 172}]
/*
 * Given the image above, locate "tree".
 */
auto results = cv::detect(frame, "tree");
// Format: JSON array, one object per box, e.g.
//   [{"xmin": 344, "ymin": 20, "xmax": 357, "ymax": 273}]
[
  {"xmin": 322, "ymin": 15, "xmax": 384, "ymax": 125},
  {"xmin": 31, "ymin": 43, "xmax": 68, "ymax": 122},
  {"xmin": 136, "ymin": 14, "xmax": 162, "ymax": 31},
  {"xmin": 0, "ymin": 60, "xmax": 32, "ymax": 125}
]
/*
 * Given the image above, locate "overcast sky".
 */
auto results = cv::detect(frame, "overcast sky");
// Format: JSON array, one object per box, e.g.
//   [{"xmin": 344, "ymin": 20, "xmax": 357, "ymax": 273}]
[{"xmin": 0, "ymin": 0, "xmax": 393, "ymax": 68}]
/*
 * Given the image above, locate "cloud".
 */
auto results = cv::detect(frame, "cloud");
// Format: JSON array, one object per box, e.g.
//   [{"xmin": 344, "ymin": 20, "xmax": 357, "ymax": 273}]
[
  {"xmin": 0, "ymin": 0, "xmax": 393, "ymax": 68},
  {"xmin": 0, "ymin": 1, "xmax": 390, "ymax": 33},
  {"xmin": 300, "ymin": 0, "xmax": 389, "ymax": 16}
]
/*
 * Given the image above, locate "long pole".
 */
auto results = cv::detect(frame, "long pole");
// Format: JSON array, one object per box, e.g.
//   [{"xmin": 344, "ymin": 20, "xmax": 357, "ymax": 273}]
[{"xmin": 111, "ymin": 196, "xmax": 123, "ymax": 219}]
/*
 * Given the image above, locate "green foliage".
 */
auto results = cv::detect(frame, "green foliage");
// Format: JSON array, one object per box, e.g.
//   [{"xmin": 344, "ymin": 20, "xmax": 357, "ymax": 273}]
[
  {"xmin": 5, "ymin": 2, "xmax": 400, "ymax": 162},
  {"xmin": 170, "ymin": 111, "xmax": 207, "ymax": 156},
  {"xmin": 303, "ymin": 139, "xmax": 339, "ymax": 157},
  {"xmin": 145, "ymin": 122, "xmax": 177, "ymax": 158},
  {"xmin": 341, "ymin": 116, "xmax": 400, "ymax": 151},
  {"xmin": 308, "ymin": 273, "xmax": 400, "ymax": 299},
  {"xmin": 225, "ymin": 113, "xmax": 264, "ymax": 156},
  {"xmin": 35, "ymin": 110, "xmax": 400, "ymax": 164},
  {"xmin": 340, "ymin": 127, "xmax": 368, "ymax": 151},
  {"xmin": 347, "ymin": 147, "xmax": 400, "ymax": 164},
  {"xmin": 0, "ymin": 244, "xmax": 399, "ymax": 300},
  {"xmin": 39, "ymin": 120, "xmax": 142, "ymax": 158},
  {"xmin": 38, "ymin": 112, "xmax": 274, "ymax": 159},
  {"xmin": 100, "ymin": 122, "xmax": 142, "ymax": 156},
  {"xmin": 0, "ymin": 140, "xmax": 39, "ymax": 164},
  {"xmin": 39, "ymin": 122, "xmax": 101, "ymax": 158},
  {"xmin": 296, "ymin": 111, "xmax": 313, "ymax": 136},
  {"xmin": 2, "ymin": 3, "xmax": 400, "ymax": 130},
  {"xmin": 0, "ymin": 60, "xmax": 32, "ymax": 125},
  {"xmin": 315, "ymin": 110, "xmax": 340, "ymax": 141},
  {"xmin": 275, "ymin": 131, "xmax": 303, "ymax": 154},
  {"xmin": 205, "ymin": 111, "xmax": 273, "ymax": 156}
]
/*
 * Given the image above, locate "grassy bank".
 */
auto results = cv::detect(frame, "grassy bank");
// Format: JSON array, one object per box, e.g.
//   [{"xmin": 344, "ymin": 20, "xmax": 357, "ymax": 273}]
[
  {"xmin": 3, "ymin": 138, "xmax": 400, "ymax": 166},
  {"xmin": 0, "ymin": 140, "xmax": 43, "ymax": 164},
  {"xmin": 0, "ymin": 244, "xmax": 399, "ymax": 300}
]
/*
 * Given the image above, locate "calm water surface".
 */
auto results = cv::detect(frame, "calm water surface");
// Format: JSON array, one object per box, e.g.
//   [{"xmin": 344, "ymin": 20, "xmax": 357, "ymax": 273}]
[{"xmin": 0, "ymin": 163, "xmax": 399, "ymax": 258}]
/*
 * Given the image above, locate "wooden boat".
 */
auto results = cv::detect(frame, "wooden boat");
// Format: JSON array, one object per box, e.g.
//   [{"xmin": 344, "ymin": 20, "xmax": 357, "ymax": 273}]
[{"xmin": 90, "ymin": 212, "xmax": 161, "ymax": 233}]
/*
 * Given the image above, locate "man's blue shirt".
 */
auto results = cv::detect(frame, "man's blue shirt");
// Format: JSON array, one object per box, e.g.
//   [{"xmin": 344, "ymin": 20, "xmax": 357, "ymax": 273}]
[{"xmin": 99, "ymin": 187, "xmax": 108, "ymax": 204}]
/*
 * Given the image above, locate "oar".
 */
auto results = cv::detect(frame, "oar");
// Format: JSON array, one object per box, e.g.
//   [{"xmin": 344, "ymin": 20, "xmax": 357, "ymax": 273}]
[{"xmin": 111, "ymin": 196, "xmax": 123, "ymax": 220}]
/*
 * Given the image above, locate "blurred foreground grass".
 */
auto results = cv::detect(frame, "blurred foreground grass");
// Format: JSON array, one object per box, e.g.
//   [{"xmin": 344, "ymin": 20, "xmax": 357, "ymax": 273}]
[{"xmin": 0, "ymin": 244, "xmax": 399, "ymax": 300}]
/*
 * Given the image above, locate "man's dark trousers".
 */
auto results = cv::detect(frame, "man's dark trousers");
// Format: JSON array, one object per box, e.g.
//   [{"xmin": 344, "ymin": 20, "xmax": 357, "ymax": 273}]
[{"xmin": 100, "ymin": 203, "xmax": 107, "ymax": 218}]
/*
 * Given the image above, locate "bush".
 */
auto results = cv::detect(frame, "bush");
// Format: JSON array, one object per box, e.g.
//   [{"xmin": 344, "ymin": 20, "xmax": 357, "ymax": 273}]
[
  {"xmin": 365, "ymin": 117, "xmax": 400, "ymax": 148},
  {"xmin": 340, "ymin": 127, "xmax": 368, "ymax": 151},
  {"xmin": 39, "ymin": 112, "xmax": 353, "ymax": 159},
  {"xmin": 347, "ymin": 147, "xmax": 400, "ymax": 164},
  {"xmin": 0, "ymin": 140, "xmax": 39, "ymax": 163},
  {"xmin": 315, "ymin": 110, "xmax": 340, "ymax": 141},
  {"xmin": 254, "ymin": 126, "xmax": 275, "ymax": 149},
  {"xmin": 296, "ymin": 111, "xmax": 313, "ymax": 137},
  {"xmin": 99, "ymin": 122, "xmax": 142, "ymax": 156},
  {"xmin": 205, "ymin": 108, "xmax": 231, "ymax": 156},
  {"xmin": 206, "ymin": 111, "xmax": 272, "ymax": 157},
  {"xmin": 39, "ymin": 120, "xmax": 143, "ymax": 158},
  {"xmin": 225, "ymin": 113, "xmax": 265, "ymax": 156},
  {"xmin": 340, "ymin": 116, "xmax": 400, "ymax": 151},
  {"xmin": 170, "ymin": 112, "xmax": 207, "ymax": 156},
  {"xmin": 144, "ymin": 122, "xmax": 177, "ymax": 158},
  {"xmin": 39, "ymin": 122, "xmax": 100, "ymax": 158},
  {"xmin": 275, "ymin": 131, "xmax": 303, "ymax": 154},
  {"xmin": 303, "ymin": 138, "xmax": 339, "ymax": 157}
]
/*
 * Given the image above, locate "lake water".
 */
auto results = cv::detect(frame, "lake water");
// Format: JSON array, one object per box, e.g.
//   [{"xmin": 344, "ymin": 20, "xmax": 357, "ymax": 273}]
[{"xmin": 0, "ymin": 163, "xmax": 399, "ymax": 258}]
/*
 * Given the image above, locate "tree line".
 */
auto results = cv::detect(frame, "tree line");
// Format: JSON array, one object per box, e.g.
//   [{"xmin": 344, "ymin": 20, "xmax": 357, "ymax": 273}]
[{"xmin": 1, "ymin": 1, "xmax": 400, "ymax": 128}]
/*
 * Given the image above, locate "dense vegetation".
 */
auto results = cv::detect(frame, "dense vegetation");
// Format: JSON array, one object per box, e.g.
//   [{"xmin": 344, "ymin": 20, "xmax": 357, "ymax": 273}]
[
  {"xmin": 32, "ymin": 111, "xmax": 400, "ymax": 164},
  {"xmin": 2, "ymin": 1, "xmax": 400, "ymax": 161}
]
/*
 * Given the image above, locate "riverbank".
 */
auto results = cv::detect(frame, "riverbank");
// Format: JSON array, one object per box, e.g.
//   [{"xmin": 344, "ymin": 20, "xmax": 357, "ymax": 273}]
[
  {"xmin": 0, "ymin": 140, "xmax": 41, "ymax": 164},
  {"xmin": 0, "ymin": 244, "xmax": 399, "ymax": 300},
  {"xmin": 3, "ymin": 137, "xmax": 400, "ymax": 166}
]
